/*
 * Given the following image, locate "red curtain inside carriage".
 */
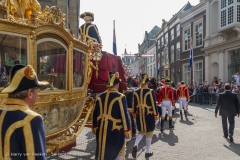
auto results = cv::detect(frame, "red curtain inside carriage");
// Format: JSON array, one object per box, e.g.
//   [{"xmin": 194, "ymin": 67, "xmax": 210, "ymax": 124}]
[{"xmin": 88, "ymin": 51, "xmax": 127, "ymax": 93}]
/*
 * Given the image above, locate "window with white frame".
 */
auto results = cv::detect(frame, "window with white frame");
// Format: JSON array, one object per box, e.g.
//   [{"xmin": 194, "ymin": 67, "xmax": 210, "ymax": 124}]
[
  {"xmin": 195, "ymin": 21, "xmax": 203, "ymax": 47},
  {"xmin": 171, "ymin": 45, "xmax": 174, "ymax": 62},
  {"xmin": 165, "ymin": 33, "xmax": 168, "ymax": 45},
  {"xmin": 194, "ymin": 61, "xmax": 203, "ymax": 84},
  {"xmin": 184, "ymin": 27, "xmax": 191, "ymax": 51},
  {"xmin": 228, "ymin": 6, "xmax": 234, "ymax": 24},
  {"xmin": 176, "ymin": 42, "xmax": 180, "ymax": 60},
  {"xmin": 171, "ymin": 69, "xmax": 175, "ymax": 83},
  {"xmin": 184, "ymin": 64, "xmax": 191, "ymax": 85},
  {"xmin": 221, "ymin": 10, "xmax": 227, "ymax": 27},
  {"xmin": 164, "ymin": 48, "xmax": 169, "ymax": 65},
  {"xmin": 171, "ymin": 28, "xmax": 174, "ymax": 41},
  {"xmin": 220, "ymin": 0, "xmax": 235, "ymax": 27},
  {"xmin": 176, "ymin": 24, "xmax": 180, "ymax": 37},
  {"xmin": 221, "ymin": 0, "xmax": 227, "ymax": 9},
  {"xmin": 177, "ymin": 67, "xmax": 180, "ymax": 83}
]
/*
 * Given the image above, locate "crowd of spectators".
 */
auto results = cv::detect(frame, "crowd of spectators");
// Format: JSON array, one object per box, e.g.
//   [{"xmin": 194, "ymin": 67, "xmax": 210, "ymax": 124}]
[
  {"xmin": 186, "ymin": 77, "xmax": 240, "ymax": 105},
  {"xmin": 155, "ymin": 76, "xmax": 240, "ymax": 106}
]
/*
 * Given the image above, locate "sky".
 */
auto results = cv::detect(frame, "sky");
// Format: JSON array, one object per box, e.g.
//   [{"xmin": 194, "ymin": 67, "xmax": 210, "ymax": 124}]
[{"xmin": 80, "ymin": 0, "xmax": 201, "ymax": 56}]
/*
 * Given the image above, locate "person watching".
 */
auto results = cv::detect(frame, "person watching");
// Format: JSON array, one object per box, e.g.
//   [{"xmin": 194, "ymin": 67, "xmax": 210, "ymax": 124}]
[{"xmin": 0, "ymin": 64, "xmax": 49, "ymax": 160}]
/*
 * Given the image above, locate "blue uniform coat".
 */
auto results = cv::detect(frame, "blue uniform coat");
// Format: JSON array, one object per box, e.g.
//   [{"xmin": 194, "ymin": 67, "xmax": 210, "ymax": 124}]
[
  {"xmin": 133, "ymin": 87, "xmax": 158, "ymax": 132},
  {"xmin": 92, "ymin": 90, "xmax": 131, "ymax": 160},
  {"xmin": 0, "ymin": 98, "xmax": 46, "ymax": 160},
  {"xmin": 79, "ymin": 23, "xmax": 101, "ymax": 43}
]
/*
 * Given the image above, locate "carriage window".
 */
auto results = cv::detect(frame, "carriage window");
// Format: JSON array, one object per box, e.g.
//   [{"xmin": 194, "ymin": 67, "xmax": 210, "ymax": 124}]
[
  {"xmin": 0, "ymin": 33, "xmax": 27, "ymax": 87},
  {"xmin": 73, "ymin": 49, "xmax": 85, "ymax": 88},
  {"xmin": 37, "ymin": 40, "xmax": 67, "ymax": 90}
]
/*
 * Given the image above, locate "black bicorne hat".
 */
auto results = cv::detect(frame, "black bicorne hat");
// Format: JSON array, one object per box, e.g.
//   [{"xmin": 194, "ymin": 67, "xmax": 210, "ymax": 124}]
[
  {"xmin": 80, "ymin": 12, "xmax": 94, "ymax": 21},
  {"xmin": 106, "ymin": 72, "xmax": 121, "ymax": 87},
  {"xmin": 1, "ymin": 65, "xmax": 49, "ymax": 93},
  {"xmin": 141, "ymin": 74, "xmax": 149, "ymax": 84}
]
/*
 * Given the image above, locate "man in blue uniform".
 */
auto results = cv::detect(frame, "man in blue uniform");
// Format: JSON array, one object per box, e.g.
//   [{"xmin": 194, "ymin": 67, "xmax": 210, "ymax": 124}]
[
  {"xmin": 124, "ymin": 88, "xmax": 137, "ymax": 137},
  {"xmin": 92, "ymin": 72, "xmax": 131, "ymax": 160},
  {"xmin": 0, "ymin": 64, "xmax": 49, "ymax": 160},
  {"xmin": 79, "ymin": 12, "xmax": 102, "ymax": 44},
  {"xmin": 131, "ymin": 74, "xmax": 159, "ymax": 158}
]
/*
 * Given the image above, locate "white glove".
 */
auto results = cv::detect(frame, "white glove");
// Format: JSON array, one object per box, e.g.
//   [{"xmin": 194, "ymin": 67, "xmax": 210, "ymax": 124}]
[
  {"xmin": 125, "ymin": 138, "xmax": 131, "ymax": 142},
  {"xmin": 155, "ymin": 120, "xmax": 159, "ymax": 125}
]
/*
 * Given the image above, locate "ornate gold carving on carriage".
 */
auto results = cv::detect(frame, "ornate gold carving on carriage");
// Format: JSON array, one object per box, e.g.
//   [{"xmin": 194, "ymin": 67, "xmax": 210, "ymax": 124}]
[{"xmin": 0, "ymin": 0, "xmax": 101, "ymax": 154}]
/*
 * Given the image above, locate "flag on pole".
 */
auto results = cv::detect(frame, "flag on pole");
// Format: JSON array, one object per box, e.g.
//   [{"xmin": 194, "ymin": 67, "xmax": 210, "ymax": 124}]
[
  {"xmin": 189, "ymin": 37, "xmax": 193, "ymax": 68},
  {"xmin": 113, "ymin": 20, "xmax": 117, "ymax": 55}
]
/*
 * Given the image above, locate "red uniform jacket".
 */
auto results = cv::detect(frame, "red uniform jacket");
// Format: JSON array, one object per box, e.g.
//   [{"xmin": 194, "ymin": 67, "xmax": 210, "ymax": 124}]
[
  {"xmin": 158, "ymin": 85, "xmax": 175, "ymax": 106},
  {"xmin": 177, "ymin": 85, "xmax": 190, "ymax": 101}
]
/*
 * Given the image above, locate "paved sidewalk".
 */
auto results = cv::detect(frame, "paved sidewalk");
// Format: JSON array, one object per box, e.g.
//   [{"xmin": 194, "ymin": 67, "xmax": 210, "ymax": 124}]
[{"xmin": 48, "ymin": 103, "xmax": 240, "ymax": 160}]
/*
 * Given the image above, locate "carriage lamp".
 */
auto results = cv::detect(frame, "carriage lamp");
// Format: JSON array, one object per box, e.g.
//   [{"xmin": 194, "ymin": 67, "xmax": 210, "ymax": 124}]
[{"xmin": 87, "ymin": 40, "xmax": 102, "ymax": 78}]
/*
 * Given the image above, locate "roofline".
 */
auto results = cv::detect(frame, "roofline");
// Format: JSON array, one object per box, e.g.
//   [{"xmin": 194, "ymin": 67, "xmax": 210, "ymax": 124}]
[
  {"xmin": 155, "ymin": 1, "xmax": 192, "ymax": 38},
  {"xmin": 179, "ymin": 0, "xmax": 206, "ymax": 19}
]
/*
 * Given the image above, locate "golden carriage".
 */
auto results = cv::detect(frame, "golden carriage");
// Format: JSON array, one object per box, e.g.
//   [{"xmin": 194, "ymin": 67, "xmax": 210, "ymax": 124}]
[{"xmin": 0, "ymin": 1, "xmax": 101, "ymax": 154}]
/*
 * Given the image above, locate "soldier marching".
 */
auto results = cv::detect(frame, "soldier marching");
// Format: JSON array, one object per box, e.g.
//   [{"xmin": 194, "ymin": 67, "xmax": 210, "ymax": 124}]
[
  {"xmin": 158, "ymin": 78, "xmax": 175, "ymax": 132},
  {"xmin": 177, "ymin": 80, "xmax": 190, "ymax": 120}
]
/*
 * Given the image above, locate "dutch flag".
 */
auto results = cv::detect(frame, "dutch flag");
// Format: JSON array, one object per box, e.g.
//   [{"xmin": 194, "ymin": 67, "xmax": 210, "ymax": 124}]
[
  {"xmin": 113, "ymin": 20, "xmax": 117, "ymax": 55},
  {"xmin": 189, "ymin": 37, "xmax": 193, "ymax": 68}
]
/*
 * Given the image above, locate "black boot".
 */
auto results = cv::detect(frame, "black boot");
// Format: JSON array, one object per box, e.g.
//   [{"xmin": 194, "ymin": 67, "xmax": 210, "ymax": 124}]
[
  {"xmin": 180, "ymin": 111, "xmax": 183, "ymax": 120},
  {"xmin": 169, "ymin": 119, "xmax": 174, "ymax": 129},
  {"xmin": 160, "ymin": 119, "xmax": 164, "ymax": 132},
  {"xmin": 164, "ymin": 114, "xmax": 168, "ymax": 121},
  {"xmin": 184, "ymin": 111, "xmax": 188, "ymax": 118}
]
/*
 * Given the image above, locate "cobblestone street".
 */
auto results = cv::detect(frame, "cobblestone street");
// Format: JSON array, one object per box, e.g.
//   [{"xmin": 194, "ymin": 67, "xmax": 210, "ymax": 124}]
[{"xmin": 48, "ymin": 103, "xmax": 240, "ymax": 160}]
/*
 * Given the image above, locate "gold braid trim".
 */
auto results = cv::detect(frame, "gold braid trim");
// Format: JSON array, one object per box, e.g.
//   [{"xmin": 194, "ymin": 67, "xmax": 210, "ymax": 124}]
[
  {"xmin": 149, "ymin": 89, "xmax": 159, "ymax": 120},
  {"xmin": 92, "ymin": 25, "xmax": 102, "ymax": 43},
  {"xmin": 4, "ymin": 112, "xmax": 38, "ymax": 160},
  {"xmin": 0, "ymin": 111, "xmax": 7, "ymax": 159}
]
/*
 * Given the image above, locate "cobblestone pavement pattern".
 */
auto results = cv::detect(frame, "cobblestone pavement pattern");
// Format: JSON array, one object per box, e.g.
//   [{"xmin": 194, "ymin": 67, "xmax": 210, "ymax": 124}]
[{"xmin": 48, "ymin": 103, "xmax": 240, "ymax": 160}]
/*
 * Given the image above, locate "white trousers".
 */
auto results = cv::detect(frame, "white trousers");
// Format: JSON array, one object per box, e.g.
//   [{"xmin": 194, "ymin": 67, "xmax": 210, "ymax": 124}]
[
  {"xmin": 179, "ymin": 97, "xmax": 188, "ymax": 110},
  {"xmin": 161, "ymin": 101, "xmax": 172, "ymax": 117}
]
